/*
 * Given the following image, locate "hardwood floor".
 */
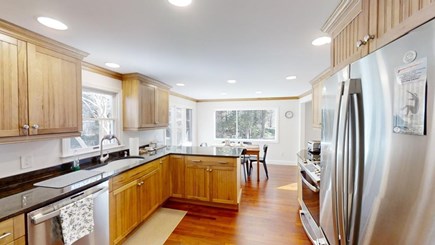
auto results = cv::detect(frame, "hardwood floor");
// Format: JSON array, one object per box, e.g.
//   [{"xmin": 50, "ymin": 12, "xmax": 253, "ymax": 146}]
[{"xmin": 163, "ymin": 164, "xmax": 311, "ymax": 245}]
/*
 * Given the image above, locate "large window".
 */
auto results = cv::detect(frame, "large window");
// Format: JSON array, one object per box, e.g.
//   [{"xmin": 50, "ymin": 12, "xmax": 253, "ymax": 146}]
[
  {"xmin": 63, "ymin": 88, "xmax": 120, "ymax": 155},
  {"xmin": 215, "ymin": 109, "xmax": 277, "ymax": 141},
  {"xmin": 166, "ymin": 106, "xmax": 193, "ymax": 146}
]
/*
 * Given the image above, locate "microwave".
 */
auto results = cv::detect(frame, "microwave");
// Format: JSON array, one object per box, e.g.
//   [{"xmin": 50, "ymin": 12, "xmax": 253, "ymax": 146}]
[{"xmin": 307, "ymin": 140, "xmax": 321, "ymax": 153}]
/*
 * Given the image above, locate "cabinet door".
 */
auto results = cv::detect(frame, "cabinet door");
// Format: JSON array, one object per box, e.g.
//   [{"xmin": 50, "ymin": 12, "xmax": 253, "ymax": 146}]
[
  {"xmin": 160, "ymin": 156, "xmax": 171, "ymax": 203},
  {"xmin": 139, "ymin": 168, "xmax": 160, "ymax": 221},
  {"xmin": 331, "ymin": 0, "xmax": 369, "ymax": 71},
  {"xmin": 170, "ymin": 155, "xmax": 185, "ymax": 198},
  {"xmin": 210, "ymin": 165, "xmax": 237, "ymax": 204},
  {"xmin": 110, "ymin": 180, "xmax": 140, "ymax": 245},
  {"xmin": 155, "ymin": 88, "xmax": 169, "ymax": 127},
  {"xmin": 185, "ymin": 161, "xmax": 210, "ymax": 202},
  {"xmin": 27, "ymin": 43, "xmax": 82, "ymax": 135},
  {"xmin": 369, "ymin": 0, "xmax": 435, "ymax": 52},
  {"xmin": 0, "ymin": 34, "xmax": 26, "ymax": 137},
  {"xmin": 139, "ymin": 83, "xmax": 156, "ymax": 127}
]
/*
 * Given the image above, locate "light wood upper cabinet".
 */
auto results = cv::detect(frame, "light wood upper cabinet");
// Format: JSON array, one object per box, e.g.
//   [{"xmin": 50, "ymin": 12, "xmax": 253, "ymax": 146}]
[
  {"xmin": 0, "ymin": 20, "xmax": 87, "ymax": 143},
  {"xmin": 368, "ymin": 0, "xmax": 435, "ymax": 52},
  {"xmin": 0, "ymin": 34, "xmax": 24, "ymax": 137},
  {"xmin": 122, "ymin": 73, "xmax": 171, "ymax": 130},
  {"xmin": 27, "ymin": 43, "xmax": 82, "ymax": 135},
  {"xmin": 324, "ymin": 0, "xmax": 435, "ymax": 71}
]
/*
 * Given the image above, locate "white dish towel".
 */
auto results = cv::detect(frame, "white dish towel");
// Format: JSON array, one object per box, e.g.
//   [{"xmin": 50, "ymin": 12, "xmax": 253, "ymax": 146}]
[{"xmin": 59, "ymin": 195, "xmax": 95, "ymax": 245}]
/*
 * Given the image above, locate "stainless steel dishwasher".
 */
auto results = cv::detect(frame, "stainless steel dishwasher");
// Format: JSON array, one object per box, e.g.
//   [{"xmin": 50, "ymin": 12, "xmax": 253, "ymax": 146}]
[{"xmin": 27, "ymin": 180, "xmax": 109, "ymax": 245}]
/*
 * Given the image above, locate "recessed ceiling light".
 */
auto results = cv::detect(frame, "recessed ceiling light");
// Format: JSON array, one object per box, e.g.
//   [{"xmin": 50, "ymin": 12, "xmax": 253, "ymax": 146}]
[
  {"xmin": 37, "ymin": 17, "xmax": 68, "ymax": 30},
  {"xmin": 255, "ymin": 91, "xmax": 262, "ymax": 94},
  {"xmin": 286, "ymin": 76, "xmax": 297, "ymax": 80},
  {"xmin": 227, "ymin": 80, "xmax": 237, "ymax": 84},
  {"xmin": 168, "ymin": 0, "xmax": 192, "ymax": 7},
  {"xmin": 312, "ymin": 36, "xmax": 331, "ymax": 46},
  {"xmin": 105, "ymin": 62, "xmax": 120, "ymax": 68},
  {"xmin": 220, "ymin": 92, "xmax": 227, "ymax": 95},
  {"xmin": 176, "ymin": 83, "xmax": 185, "ymax": 86}
]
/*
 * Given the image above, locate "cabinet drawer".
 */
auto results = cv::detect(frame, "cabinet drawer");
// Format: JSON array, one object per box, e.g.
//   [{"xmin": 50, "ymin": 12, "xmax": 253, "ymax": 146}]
[
  {"xmin": 186, "ymin": 156, "xmax": 236, "ymax": 167},
  {"xmin": 0, "ymin": 214, "xmax": 23, "ymax": 245},
  {"xmin": 111, "ymin": 160, "xmax": 159, "ymax": 191},
  {"xmin": 0, "ymin": 219, "xmax": 13, "ymax": 245}
]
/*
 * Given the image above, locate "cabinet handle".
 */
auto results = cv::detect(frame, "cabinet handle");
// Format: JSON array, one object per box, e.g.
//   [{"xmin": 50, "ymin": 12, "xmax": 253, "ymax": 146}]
[
  {"xmin": 218, "ymin": 161, "xmax": 228, "ymax": 164},
  {"xmin": 363, "ymin": 34, "xmax": 375, "ymax": 42},
  {"xmin": 356, "ymin": 34, "xmax": 375, "ymax": 48},
  {"xmin": 0, "ymin": 232, "xmax": 12, "ymax": 240},
  {"xmin": 32, "ymin": 124, "xmax": 39, "ymax": 129},
  {"xmin": 192, "ymin": 160, "xmax": 202, "ymax": 163},
  {"xmin": 209, "ymin": 169, "xmax": 213, "ymax": 172},
  {"xmin": 23, "ymin": 124, "xmax": 30, "ymax": 135}
]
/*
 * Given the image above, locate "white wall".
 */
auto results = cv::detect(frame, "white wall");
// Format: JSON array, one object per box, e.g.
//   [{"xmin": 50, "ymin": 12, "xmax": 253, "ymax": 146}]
[
  {"xmin": 168, "ymin": 95, "xmax": 198, "ymax": 146},
  {"xmin": 0, "ymin": 70, "xmax": 164, "ymax": 178},
  {"xmin": 298, "ymin": 94, "xmax": 321, "ymax": 150},
  {"xmin": 197, "ymin": 99, "xmax": 299, "ymax": 165}
]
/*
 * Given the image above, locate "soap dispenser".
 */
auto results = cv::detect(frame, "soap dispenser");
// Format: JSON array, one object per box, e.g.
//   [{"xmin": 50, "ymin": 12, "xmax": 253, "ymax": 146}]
[{"xmin": 71, "ymin": 150, "xmax": 80, "ymax": 171}]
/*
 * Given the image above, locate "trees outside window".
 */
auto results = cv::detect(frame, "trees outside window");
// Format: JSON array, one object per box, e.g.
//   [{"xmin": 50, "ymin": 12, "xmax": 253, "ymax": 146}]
[
  {"xmin": 64, "ymin": 89, "xmax": 119, "ymax": 155},
  {"xmin": 215, "ymin": 109, "xmax": 276, "ymax": 140}
]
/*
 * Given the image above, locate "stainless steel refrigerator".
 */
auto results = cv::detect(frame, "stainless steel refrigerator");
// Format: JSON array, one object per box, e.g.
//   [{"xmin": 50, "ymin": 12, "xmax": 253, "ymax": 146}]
[{"xmin": 320, "ymin": 18, "xmax": 435, "ymax": 245}]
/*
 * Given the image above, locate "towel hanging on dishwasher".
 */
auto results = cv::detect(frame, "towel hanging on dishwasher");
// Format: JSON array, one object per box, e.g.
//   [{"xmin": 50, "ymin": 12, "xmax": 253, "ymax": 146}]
[{"xmin": 58, "ymin": 195, "xmax": 95, "ymax": 245}]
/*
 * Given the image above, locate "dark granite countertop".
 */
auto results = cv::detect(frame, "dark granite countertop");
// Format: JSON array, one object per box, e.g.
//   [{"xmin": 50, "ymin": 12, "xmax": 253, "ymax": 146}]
[{"xmin": 0, "ymin": 146, "xmax": 242, "ymax": 222}]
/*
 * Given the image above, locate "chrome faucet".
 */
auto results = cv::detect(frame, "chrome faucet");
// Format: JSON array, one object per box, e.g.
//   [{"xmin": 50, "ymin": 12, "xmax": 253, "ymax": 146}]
[{"xmin": 100, "ymin": 134, "xmax": 121, "ymax": 163}]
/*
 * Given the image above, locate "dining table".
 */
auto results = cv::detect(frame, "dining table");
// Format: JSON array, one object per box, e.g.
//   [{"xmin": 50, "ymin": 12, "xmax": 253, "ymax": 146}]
[
  {"xmin": 243, "ymin": 145, "xmax": 261, "ymax": 181},
  {"xmin": 216, "ymin": 143, "xmax": 261, "ymax": 181}
]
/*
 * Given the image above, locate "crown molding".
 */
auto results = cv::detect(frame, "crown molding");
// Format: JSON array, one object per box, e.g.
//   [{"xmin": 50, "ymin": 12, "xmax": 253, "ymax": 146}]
[
  {"xmin": 169, "ymin": 91, "xmax": 198, "ymax": 102},
  {"xmin": 321, "ymin": 0, "xmax": 363, "ymax": 37},
  {"xmin": 82, "ymin": 62, "xmax": 122, "ymax": 80}
]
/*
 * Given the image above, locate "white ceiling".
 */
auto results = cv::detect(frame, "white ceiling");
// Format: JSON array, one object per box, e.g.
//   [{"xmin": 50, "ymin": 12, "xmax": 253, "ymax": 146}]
[{"xmin": 0, "ymin": 0, "xmax": 339, "ymax": 100}]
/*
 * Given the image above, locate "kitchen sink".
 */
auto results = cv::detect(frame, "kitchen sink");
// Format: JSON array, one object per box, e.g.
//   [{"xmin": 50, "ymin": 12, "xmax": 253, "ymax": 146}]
[{"xmin": 92, "ymin": 156, "xmax": 145, "ymax": 177}]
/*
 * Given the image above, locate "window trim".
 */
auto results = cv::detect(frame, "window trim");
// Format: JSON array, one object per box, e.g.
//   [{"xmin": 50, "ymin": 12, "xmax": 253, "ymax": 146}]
[
  {"xmin": 166, "ymin": 105, "xmax": 194, "ymax": 146},
  {"xmin": 213, "ymin": 108, "xmax": 279, "ymax": 142},
  {"xmin": 61, "ymin": 82, "xmax": 123, "ymax": 158}
]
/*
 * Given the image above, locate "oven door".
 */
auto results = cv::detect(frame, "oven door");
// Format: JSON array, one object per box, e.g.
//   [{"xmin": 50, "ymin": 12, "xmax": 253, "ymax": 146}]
[
  {"xmin": 26, "ymin": 181, "xmax": 109, "ymax": 245},
  {"xmin": 300, "ymin": 170, "xmax": 320, "ymax": 225}
]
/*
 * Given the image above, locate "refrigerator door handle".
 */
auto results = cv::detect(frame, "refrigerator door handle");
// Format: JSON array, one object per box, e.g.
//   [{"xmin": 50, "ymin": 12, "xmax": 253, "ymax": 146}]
[
  {"xmin": 331, "ymin": 81, "xmax": 345, "ymax": 245},
  {"xmin": 348, "ymin": 87, "xmax": 364, "ymax": 245},
  {"xmin": 336, "ymin": 82, "xmax": 350, "ymax": 244},
  {"xmin": 336, "ymin": 79, "xmax": 363, "ymax": 245}
]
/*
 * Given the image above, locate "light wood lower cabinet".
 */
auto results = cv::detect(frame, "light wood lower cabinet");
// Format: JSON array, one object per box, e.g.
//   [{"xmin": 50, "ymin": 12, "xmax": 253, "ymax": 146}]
[
  {"xmin": 0, "ymin": 214, "xmax": 25, "ymax": 245},
  {"xmin": 160, "ymin": 156, "xmax": 171, "ymax": 202},
  {"xmin": 185, "ymin": 156, "xmax": 237, "ymax": 205},
  {"xmin": 170, "ymin": 155, "xmax": 185, "ymax": 198},
  {"xmin": 109, "ymin": 160, "xmax": 160, "ymax": 245}
]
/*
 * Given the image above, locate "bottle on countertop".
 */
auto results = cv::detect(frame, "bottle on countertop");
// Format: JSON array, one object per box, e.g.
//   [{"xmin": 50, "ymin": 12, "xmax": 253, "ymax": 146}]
[{"xmin": 71, "ymin": 150, "xmax": 80, "ymax": 171}]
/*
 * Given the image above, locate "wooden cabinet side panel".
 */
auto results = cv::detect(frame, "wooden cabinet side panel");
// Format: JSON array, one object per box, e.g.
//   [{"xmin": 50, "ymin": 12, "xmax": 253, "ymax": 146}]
[
  {"xmin": 27, "ymin": 43, "xmax": 81, "ymax": 135},
  {"xmin": 170, "ymin": 155, "xmax": 185, "ymax": 198},
  {"xmin": 0, "ymin": 36, "xmax": 20, "ymax": 137}
]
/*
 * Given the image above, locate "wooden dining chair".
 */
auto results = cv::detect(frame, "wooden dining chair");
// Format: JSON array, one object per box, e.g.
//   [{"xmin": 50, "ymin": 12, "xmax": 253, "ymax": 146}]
[
  {"xmin": 249, "ymin": 144, "xmax": 269, "ymax": 179},
  {"xmin": 240, "ymin": 148, "xmax": 251, "ymax": 181}
]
